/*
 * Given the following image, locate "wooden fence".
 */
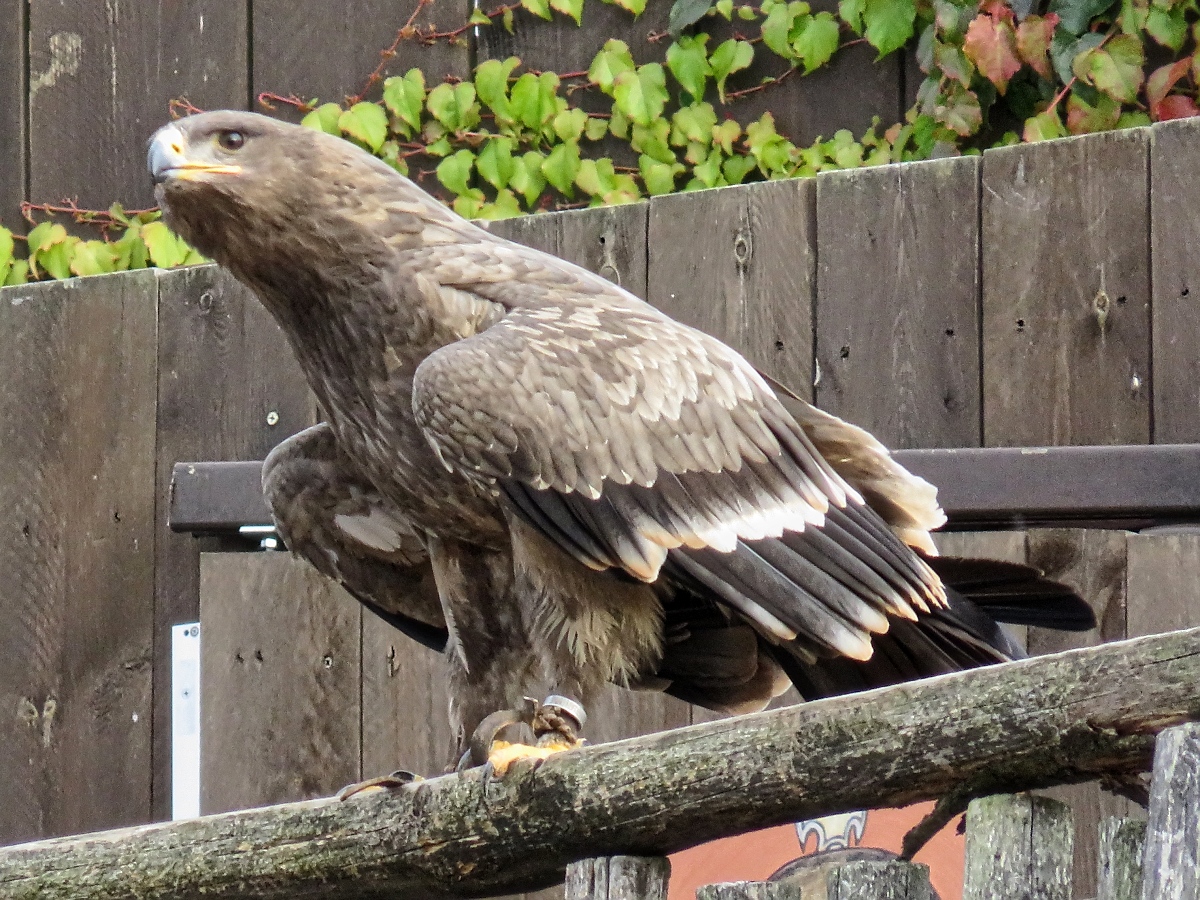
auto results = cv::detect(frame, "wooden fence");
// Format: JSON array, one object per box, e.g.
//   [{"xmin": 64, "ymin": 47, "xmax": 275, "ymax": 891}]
[
  {"xmin": 1, "ymin": 118, "xmax": 1200, "ymax": 898},
  {"xmin": 1, "ymin": 0, "xmax": 918, "ymax": 233}
]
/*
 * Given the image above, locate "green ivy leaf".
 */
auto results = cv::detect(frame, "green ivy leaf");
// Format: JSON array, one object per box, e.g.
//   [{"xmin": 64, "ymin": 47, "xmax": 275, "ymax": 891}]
[
  {"xmin": 716, "ymin": 0, "xmax": 735, "ymax": 18},
  {"xmin": 589, "ymin": 40, "xmax": 637, "ymax": 93},
  {"xmin": 339, "ymin": 102, "xmax": 388, "ymax": 152},
  {"xmin": 0, "ymin": 225, "xmax": 13, "ymax": 284},
  {"xmin": 1145, "ymin": 4, "xmax": 1188, "ymax": 50},
  {"xmin": 1049, "ymin": 0, "xmax": 1117, "ymax": 34},
  {"xmin": 300, "ymin": 102, "xmax": 343, "ymax": 134},
  {"xmin": 863, "ymin": 0, "xmax": 915, "ymax": 57},
  {"xmin": 1050, "ymin": 30, "xmax": 1105, "ymax": 84},
  {"xmin": 469, "ymin": 7, "xmax": 493, "ymax": 24},
  {"xmin": 511, "ymin": 72, "xmax": 561, "ymax": 133},
  {"xmin": 839, "ymin": 0, "xmax": 866, "ymax": 34},
  {"xmin": 607, "ymin": 0, "xmax": 649, "ymax": 14},
  {"xmin": 712, "ymin": 118, "xmax": 741, "ymax": 152},
  {"xmin": 478, "ymin": 189, "xmax": 524, "ymax": 220},
  {"xmin": 793, "ymin": 12, "xmax": 841, "ymax": 73},
  {"xmin": 935, "ymin": 42, "xmax": 976, "ymax": 86},
  {"xmin": 383, "ymin": 69, "xmax": 426, "ymax": 137},
  {"xmin": 521, "ymin": 0, "xmax": 554, "ymax": 20},
  {"xmin": 613, "ymin": 63, "xmax": 669, "ymax": 126},
  {"xmin": 427, "ymin": 82, "xmax": 480, "ymax": 132},
  {"xmin": 27, "ymin": 221, "xmax": 67, "ymax": 255},
  {"xmin": 107, "ymin": 203, "xmax": 132, "ymax": 227},
  {"xmin": 511, "ymin": 151, "xmax": 549, "ymax": 205},
  {"xmin": 669, "ymin": 0, "xmax": 714, "ymax": 36},
  {"xmin": 476, "ymin": 138, "xmax": 516, "ymax": 190},
  {"xmin": 934, "ymin": 82, "xmax": 983, "ymax": 135},
  {"xmin": 691, "ymin": 149, "xmax": 725, "ymax": 187},
  {"xmin": 631, "ymin": 120, "xmax": 676, "ymax": 163},
  {"xmin": 762, "ymin": 3, "xmax": 799, "ymax": 58},
  {"xmin": 474, "ymin": 58, "xmax": 519, "ymax": 125},
  {"xmin": 667, "ymin": 34, "xmax": 712, "ymax": 101},
  {"xmin": 825, "ymin": 129, "xmax": 864, "ymax": 167},
  {"xmin": 542, "ymin": 140, "xmax": 581, "ymax": 196},
  {"xmin": 113, "ymin": 228, "xmax": 149, "ymax": 270},
  {"xmin": 550, "ymin": 0, "xmax": 584, "ymax": 25},
  {"xmin": 640, "ymin": 155, "xmax": 683, "ymax": 194},
  {"xmin": 710, "ymin": 39, "xmax": 754, "ymax": 102},
  {"xmin": 585, "ymin": 116, "xmax": 611, "ymax": 140},
  {"xmin": 553, "ymin": 107, "xmax": 589, "ymax": 142},
  {"xmin": 671, "ymin": 102, "xmax": 719, "ymax": 145},
  {"xmin": 4, "ymin": 257, "xmax": 28, "ymax": 285},
  {"xmin": 436, "ymin": 149, "xmax": 476, "ymax": 195},
  {"xmin": 722, "ymin": 153, "xmax": 757, "ymax": 183},
  {"xmin": 1066, "ymin": 88, "xmax": 1122, "ymax": 132},
  {"xmin": 141, "ymin": 222, "xmax": 189, "ymax": 268},
  {"xmin": 453, "ymin": 188, "xmax": 487, "ymax": 219},
  {"xmin": 1074, "ymin": 34, "xmax": 1144, "ymax": 102},
  {"xmin": 70, "ymin": 240, "xmax": 118, "ymax": 277}
]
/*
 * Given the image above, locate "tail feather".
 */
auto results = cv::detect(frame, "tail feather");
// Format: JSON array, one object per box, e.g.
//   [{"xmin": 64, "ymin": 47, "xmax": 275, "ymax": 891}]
[{"xmin": 925, "ymin": 555, "xmax": 1096, "ymax": 631}]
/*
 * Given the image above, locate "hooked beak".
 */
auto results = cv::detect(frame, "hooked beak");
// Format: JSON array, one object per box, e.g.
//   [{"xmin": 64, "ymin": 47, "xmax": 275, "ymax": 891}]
[{"xmin": 148, "ymin": 124, "xmax": 242, "ymax": 184}]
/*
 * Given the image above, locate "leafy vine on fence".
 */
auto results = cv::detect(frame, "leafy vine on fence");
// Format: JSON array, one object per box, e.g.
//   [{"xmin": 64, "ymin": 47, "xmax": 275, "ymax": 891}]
[{"xmin": 2, "ymin": 0, "xmax": 1198, "ymax": 286}]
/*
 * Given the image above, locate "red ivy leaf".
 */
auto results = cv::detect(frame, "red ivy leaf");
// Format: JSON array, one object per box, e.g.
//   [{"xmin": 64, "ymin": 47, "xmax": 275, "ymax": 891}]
[
  {"xmin": 1153, "ymin": 94, "xmax": 1200, "ymax": 122},
  {"xmin": 978, "ymin": 0, "xmax": 1015, "ymax": 23},
  {"xmin": 963, "ymin": 13, "xmax": 1022, "ymax": 93},
  {"xmin": 1066, "ymin": 90, "xmax": 1121, "ymax": 134},
  {"xmin": 1015, "ymin": 13, "xmax": 1058, "ymax": 80},
  {"xmin": 1147, "ymin": 58, "xmax": 1191, "ymax": 109}
]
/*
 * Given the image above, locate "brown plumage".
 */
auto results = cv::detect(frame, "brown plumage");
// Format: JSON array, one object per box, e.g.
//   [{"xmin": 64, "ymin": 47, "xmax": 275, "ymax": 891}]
[{"xmin": 149, "ymin": 111, "xmax": 1093, "ymax": 767}]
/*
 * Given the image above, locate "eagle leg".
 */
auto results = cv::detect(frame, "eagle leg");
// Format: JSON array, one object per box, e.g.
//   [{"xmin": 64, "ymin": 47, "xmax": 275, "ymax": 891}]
[
  {"xmin": 472, "ymin": 696, "xmax": 588, "ymax": 776},
  {"xmin": 335, "ymin": 769, "xmax": 422, "ymax": 801}
]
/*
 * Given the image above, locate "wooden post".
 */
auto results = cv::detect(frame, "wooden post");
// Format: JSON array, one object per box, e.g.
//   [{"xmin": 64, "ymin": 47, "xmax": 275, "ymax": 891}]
[
  {"xmin": 564, "ymin": 857, "xmax": 669, "ymax": 900},
  {"xmin": 696, "ymin": 882, "xmax": 780, "ymax": 900},
  {"xmin": 1140, "ymin": 723, "xmax": 1200, "ymax": 900},
  {"xmin": 828, "ymin": 860, "xmax": 932, "ymax": 900},
  {"xmin": 1097, "ymin": 817, "xmax": 1145, "ymax": 900},
  {"xmin": 962, "ymin": 794, "xmax": 1073, "ymax": 900}
]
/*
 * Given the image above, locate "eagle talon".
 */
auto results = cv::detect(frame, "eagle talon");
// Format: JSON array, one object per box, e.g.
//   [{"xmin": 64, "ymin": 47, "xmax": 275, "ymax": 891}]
[
  {"xmin": 486, "ymin": 737, "xmax": 583, "ymax": 776},
  {"xmin": 336, "ymin": 769, "xmax": 422, "ymax": 800},
  {"xmin": 468, "ymin": 698, "xmax": 540, "ymax": 767}
]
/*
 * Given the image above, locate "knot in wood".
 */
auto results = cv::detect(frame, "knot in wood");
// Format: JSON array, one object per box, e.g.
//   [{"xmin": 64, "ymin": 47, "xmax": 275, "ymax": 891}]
[
  {"xmin": 1093, "ymin": 290, "xmax": 1110, "ymax": 331},
  {"xmin": 198, "ymin": 291, "xmax": 215, "ymax": 312},
  {"xmin": 733, "ymin": 229, "xmax": 753, "ymax": 268}
]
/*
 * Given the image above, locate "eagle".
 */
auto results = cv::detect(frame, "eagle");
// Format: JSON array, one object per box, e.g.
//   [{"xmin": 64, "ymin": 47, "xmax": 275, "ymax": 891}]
[{"xmin": 148, "ymin": 111, "xmax": 1093, "ymax": 777}]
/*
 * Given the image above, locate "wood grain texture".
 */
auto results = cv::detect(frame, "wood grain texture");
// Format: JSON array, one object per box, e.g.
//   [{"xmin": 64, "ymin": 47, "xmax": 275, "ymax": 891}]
[
  {"xmin": 251, "ymin": 0, "xmax": 469, "ymax": 119},
  {"xmin": 1025, "ymin": 529, "xmax": 1136, "ymax": 900},
  {"xmin": 154, "ymin": 265, "xmax": 316, "ymax": 821},
  {"xmin": 1140, "ymin": 724, "xmax": 1200, "ymax": 900},
  {"xmin": 199, "ymin": 553, "xmax": 362, "ymax": 814},
  {"xmin": 0, "ymin": 0, "xmax": 26, "ymax": 230},
  {"xmin": 648, "ymin": 180, "xmax": 816, "ymax": 393},
  {"xmin": 362, "ymin": 612, "xmax": 453, "ymax": 779},
  {"xmin": 564, "ymin": 857, "xmax": 669, "ymax": 900},
  {"xmin": 27, "ymin": 1, "xmax": 248, "ymax": 212},
  {"xmin": 829, "ymin": 860, "xmax": 932, "ymax": 900},
  {"xmin": 981, "ymin": 129, "xmax": 1151, "ymax": 447},
  {"xmin": 1126, "ymin": 532, "xmax": 1200, "ymax": 637},
  {"xmin": 1149, "ymin": 117, "xmax": 1200, "ymax": 442},
  {"xmin": 963, "ymin": 794, "xmax": 1073, "ymax": 900},
  {"xmin": 1097, "ymin": 817, "xmax": 1145, "ymax": 900},
  {"xmin": 815, "ymin": 156, "xmax": 981, "ymax": 448},
  {"xmin": 0, "ymin": 272, "xmax": 158, "ymax": 845},
  {"xmin": 696, "ymin": 882, "xmax": 779, "ymax": 900},
  {"xmin": 5, "ymin": 626, "xmax": 1200, "ymax": 899}
]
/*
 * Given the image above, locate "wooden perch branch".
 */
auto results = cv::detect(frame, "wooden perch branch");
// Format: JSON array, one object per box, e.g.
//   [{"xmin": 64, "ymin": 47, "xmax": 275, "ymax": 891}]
[{"xmin": 3, "ymin": 627, "xmax": 1200, "ymax": 900}]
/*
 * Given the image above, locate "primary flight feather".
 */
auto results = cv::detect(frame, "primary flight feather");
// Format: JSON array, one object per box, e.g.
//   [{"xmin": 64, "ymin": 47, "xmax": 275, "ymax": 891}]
[{"xmin": 149, "ymin": 111, "xmax": 1093, "ymax": 770}]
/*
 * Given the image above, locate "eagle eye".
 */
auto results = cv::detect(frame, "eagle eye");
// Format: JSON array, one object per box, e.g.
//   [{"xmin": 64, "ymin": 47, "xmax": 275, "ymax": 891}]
[{"xmin": 216, "ymin": 130, "xmax": 246, "ymax": 151}]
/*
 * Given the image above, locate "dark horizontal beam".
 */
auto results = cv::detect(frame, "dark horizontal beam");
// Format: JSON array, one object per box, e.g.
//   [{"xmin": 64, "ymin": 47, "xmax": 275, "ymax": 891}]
[{"xmin": 169, "ymin": 444, "xmax": 1200, "ymax": 535}]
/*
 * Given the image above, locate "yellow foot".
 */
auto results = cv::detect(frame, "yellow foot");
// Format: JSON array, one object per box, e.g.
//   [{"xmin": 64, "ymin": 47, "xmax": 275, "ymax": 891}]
[
  {"xmin": 488, "ymin": 739, "xmax": 581, "ymax": 776},
  {"xmin": 336, "ymin": 771, "xmax": 422, "ymax": 800}
]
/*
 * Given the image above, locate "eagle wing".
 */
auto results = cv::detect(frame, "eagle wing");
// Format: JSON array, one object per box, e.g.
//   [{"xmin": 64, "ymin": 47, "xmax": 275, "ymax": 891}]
[{"xmin": 412, "ymin": 262, "xmax": 947, "ymax": 664}]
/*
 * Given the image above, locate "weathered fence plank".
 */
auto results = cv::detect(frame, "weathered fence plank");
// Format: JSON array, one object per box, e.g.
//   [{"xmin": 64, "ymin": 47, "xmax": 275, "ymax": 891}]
[
  {"xmin": 697, "ymin": 883, "xmax": 779, "ymax": 900},
  {"xmin": 1140, "ymin": 724, "xmax": 1200, "ymax": 900},
  {"xmin": 1126, "ymin": 532, "xmax": 1200, "ymax": 638},
  {"xmin": 814, "ymin": 156, "xmax": 981, "ymax": 449},
  {"xmin": 0, "ymin": 272, "xmax": 158, "ymax": 844},
  {"xmin": 1097, "ymin": 817, "xmax": 1145, "ymax": 900},
  {"xmin": 3, "ymin": 626, "xmax": 1199, "ymax": 899},
  {"xmin": 829, "ymin": 860, "xmax": 932, "ymax": 900},
  {"xmin": 981, "ymin": 129, "xmax": 1151, "ymax": 447},
  {"xmin": 559, "ymin": 204, "xmax": 650, "ymax": 301},
  {"xmin": 1149, "ymin": 117, "xmax": 1200, "ymax": 443},
  {"xmin": 564, "ymin": 857, "xmax": 669, "ymax": 900},
  {"xmin": 251, "ymin": 0, "xmax": 470, "ymax": 121},
  {"xmin": 962, "ymin": 795, "xmax": 1073, "ymax": 900},
  {"xmin": 27, "ymin": 1, "xmax": 248, "ymax": 212},
  {"xmin": 1025, "ymin": 529, "xmax": 1133, "ymax": 899},
  {"xmin": 0, "ymin": 0, "xmax": 25, "ymax": 229},
  {"xmin": 199, "ymin": 554, "xmax": 362, "ymax": 814},
  {"xmin": 648, "ymin": 180, "xmax": 816, "ymax": 389},
  {"xmin": 154, "ymin": 265, "xmax": 315, "ymax": 820}
]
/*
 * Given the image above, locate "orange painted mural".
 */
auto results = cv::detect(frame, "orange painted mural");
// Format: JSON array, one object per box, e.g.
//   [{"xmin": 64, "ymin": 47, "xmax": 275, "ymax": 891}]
[{"xmin": 668, "ymin": 803, "xmax": 963, "ymax": 899}]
